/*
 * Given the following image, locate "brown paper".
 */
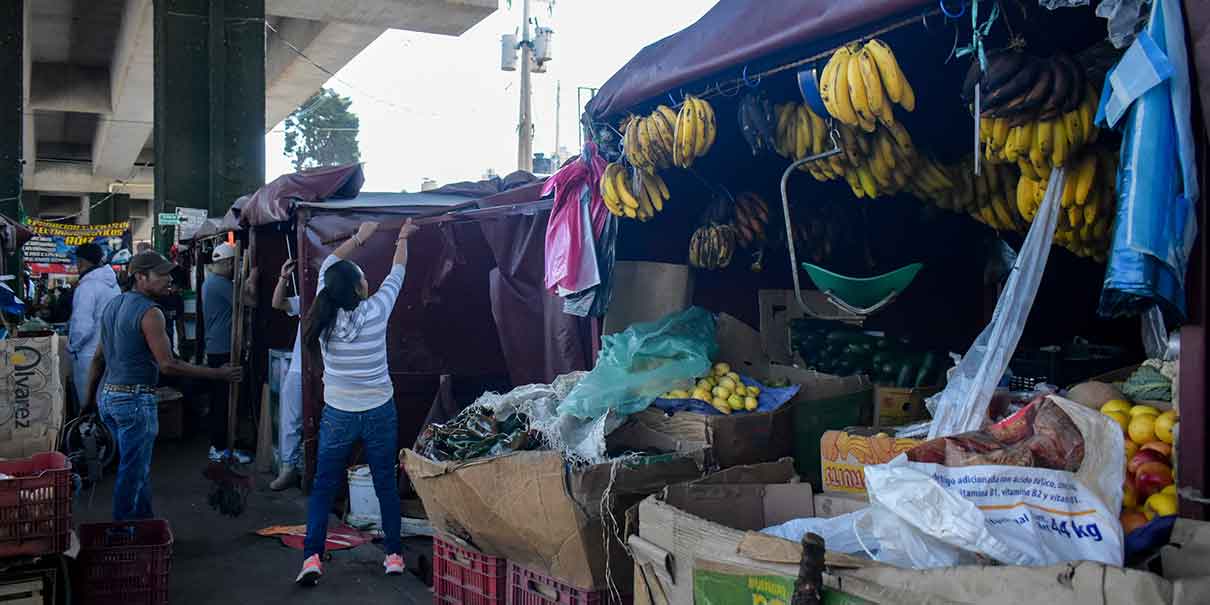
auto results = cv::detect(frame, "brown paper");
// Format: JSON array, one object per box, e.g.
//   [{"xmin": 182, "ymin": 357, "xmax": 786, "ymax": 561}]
[{"xmin": 0, "ymin": 336, "xmax": 66, "ymax": 459}]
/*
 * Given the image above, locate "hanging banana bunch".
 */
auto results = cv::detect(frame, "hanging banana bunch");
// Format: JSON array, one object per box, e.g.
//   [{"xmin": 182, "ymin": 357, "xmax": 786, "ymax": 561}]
[
  {"xmin": 599, "ymin": 162, "xmax": 670, "ymax": 221},
  {"xmin": 819, "ymin": 39, "xmax": 916, "ymax": 132}
]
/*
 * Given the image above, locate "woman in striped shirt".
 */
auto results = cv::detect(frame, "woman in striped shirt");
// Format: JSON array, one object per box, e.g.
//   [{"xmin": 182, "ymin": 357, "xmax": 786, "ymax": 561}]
[{"xmin": 295, "ymin": 218, "xmax": 419, "ymax": 587}]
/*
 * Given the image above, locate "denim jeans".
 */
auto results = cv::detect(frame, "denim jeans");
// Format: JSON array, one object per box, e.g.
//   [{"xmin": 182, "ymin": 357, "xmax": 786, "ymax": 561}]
[
  {"xmin": 303, "ymin": 401, "xmax": 401, "ymax": 559},
  {"xmin": 98, "ymin": 389, "xmax": 158, "ymax": 521}
]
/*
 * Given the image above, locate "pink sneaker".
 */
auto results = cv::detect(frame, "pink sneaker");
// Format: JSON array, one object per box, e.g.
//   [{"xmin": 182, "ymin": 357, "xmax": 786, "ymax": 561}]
[
  {"xmin": 296, "ymin": 554, "xmax": 323, "ymax": 586},
  {"xmin": 384, "ymin": 553, "xmax": 405, "ymax": 576}
]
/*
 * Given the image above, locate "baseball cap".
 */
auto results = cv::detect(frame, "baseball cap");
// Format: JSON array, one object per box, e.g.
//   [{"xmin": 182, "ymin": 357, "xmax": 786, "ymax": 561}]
[
  {"xmin": 212, "ymin": 242, "xmax": 236, "ymax": 262},
  {"xmin": 128, "ymin": 251, "xmax": 177, "ymax": 276}
]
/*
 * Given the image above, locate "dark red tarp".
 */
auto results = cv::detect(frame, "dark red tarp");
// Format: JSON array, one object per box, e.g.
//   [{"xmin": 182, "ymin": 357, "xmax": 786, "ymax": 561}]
[
  {"xmin": 238, "ymin": 164, "xmax": 365, "ymax": 228},
  {"xmin": 584, "ymin": 0, "xmax": 932, "ymax": 121}
]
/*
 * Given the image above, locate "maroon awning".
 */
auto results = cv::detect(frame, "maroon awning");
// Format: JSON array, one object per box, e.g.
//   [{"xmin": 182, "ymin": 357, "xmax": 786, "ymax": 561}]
[
  {"xmin": 584, "ymin": 0, "xmax": 932, "ymax": 121},
  {"xmin": 237, "ymin": 163, "xmax": 365, "ymax": 228}
]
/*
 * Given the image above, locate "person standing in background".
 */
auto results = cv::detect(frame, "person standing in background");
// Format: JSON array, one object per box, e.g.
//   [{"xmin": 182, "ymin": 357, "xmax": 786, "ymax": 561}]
[
  {"xmin": 157, "ymin": 268, "xmax": 188, "ymax": 354},
  {"xmin": 270, "ymin": 258, "xmax": 303, "ymax": 490},
  {"xmin": 201, "ymin": 242, "xmax": 250, "ymax": 463},
  {"xmin": 68, "ymin": 243, "xmax": 121, "ymax": 409}
]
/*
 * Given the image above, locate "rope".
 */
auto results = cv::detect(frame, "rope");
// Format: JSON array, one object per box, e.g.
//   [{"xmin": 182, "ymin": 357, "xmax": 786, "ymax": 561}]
[{"xmin": 599, "ymin": 453, "xmax": 640, "ymax": 604}]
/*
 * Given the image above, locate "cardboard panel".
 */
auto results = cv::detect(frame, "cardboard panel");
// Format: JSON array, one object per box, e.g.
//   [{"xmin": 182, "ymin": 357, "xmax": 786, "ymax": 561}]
[{"xmin": 0, "ymin": 336, "xmax": 66, "ymax": 459}]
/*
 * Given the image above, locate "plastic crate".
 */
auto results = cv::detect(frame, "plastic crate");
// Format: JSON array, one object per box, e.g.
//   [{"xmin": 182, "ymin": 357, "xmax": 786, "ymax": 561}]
[
  {"xmin": 76, "ymin": 519, "xmax": 173, "ymax": 605},
  {"xmin": 507, "ymin": 562, "xmax": 626, "ymax": 605},
  {"xmin": 0, "ymin": 451, "xmax": 72, "ymax": 558},
  {"xmin": 433, "ymin": 534, "xmax": 507, "ymax": 605}
]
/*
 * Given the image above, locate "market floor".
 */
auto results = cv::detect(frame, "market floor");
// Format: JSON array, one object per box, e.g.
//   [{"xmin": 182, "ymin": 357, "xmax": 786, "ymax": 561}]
[{"xmin": 77, "ymin": 434, "xmax": 434, "ymax": 605}]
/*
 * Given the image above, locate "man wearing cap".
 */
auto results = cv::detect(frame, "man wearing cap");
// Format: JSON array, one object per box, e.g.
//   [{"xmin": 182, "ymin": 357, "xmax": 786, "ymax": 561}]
[
  {"xmin": 68, "ymin": 243, "xmax": 120, "ymax": 409},
  {"xmin": 84, "ymin": 250, "xmax": 243, "ymax": 520},
  {"xmin": 203, "ymin": 242, "xmax": 250, "ymax": 462}
]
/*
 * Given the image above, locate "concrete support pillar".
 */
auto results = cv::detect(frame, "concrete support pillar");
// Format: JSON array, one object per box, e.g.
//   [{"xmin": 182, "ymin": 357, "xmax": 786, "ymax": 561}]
[
  {"xmin": 154, "ymin": 0, "xmax": 265, "ymax": 233},
  {"xmin": 0, "ymin": 0, "xmax": 24, "ymax": 283}
]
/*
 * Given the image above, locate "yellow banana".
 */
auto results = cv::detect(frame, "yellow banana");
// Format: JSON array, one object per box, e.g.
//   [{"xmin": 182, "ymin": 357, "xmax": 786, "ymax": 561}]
[
  {"xmin": 652, "ymin": 171, "xmax": 670, "ymax": 200},
  {"xmin": 1083, "ymin": 200, "xmax": 1098, "ymax": 226},
  {"xmin": 819, "ymin": 55, "xmax": 842, "ymax": 123},
  {"xmin": 878, "ymin": 131, "xmax": 897, "ymax": 171},
  {"xmin": 856, "ymin": 165, "xmax": 878, "ymax": 198},
  {"xmin": 830, "ymin": 47, "xmax": 860, "ymax": 126},
  {"xmin": 865, "ymin": 40, "xmax": 904, "ymax": 104},
  {"xmin": 639, "ymin": 173, "xmax": 664, "ymax": 212},
  {"xmin": 1052, "ymin": 120, "xmax": 1070, "ymax": 167},
  {"xmin": 1068, "ymin": 205, "xmax": 1084, "ymax": 228},
  {"xmin": 636, "ymin": 176, "xmax": 658, "ymax": 216},
  {"xmin": 691, "ymin": 97, "xmax": 709, "ymax": 159},
  {"xmin": 1061, "ymin": 169, "xmax": 1078, "ymax": 208},
  {"xmin": 993, "ymin": 118, "xmax": 1010, "ymax": 151},
  {"xmin": 845, "ymin": 171, "xmax": 865, "ymax": 198},
  {"xmin": 898, "ymin": 65, "xmax": 916, "ymax": 112},
  {"xmin": 809, "ymin": 107, "xmax": 827, "ymax": 154},
  {"xmin": 1017, "ymin": 175, "xmax": 1035, "ymax": 220},
  {"xmin": 600, "ymin": 165, "xmax": 623, "ymax": 215},
  {"xmin": 1073, "ymin": 152, "xmax": 1096, "ymax": 206},
  {"xmin": 614, "ymin": 167, "xmax": 640, "ymax": 210},
  {"xmin": 795, "ymin": 106, "xmax": 811, "ymax": 159},
  {"xmin": 857, "ymin": 47, "xmax": 885, "ymax": 116}
]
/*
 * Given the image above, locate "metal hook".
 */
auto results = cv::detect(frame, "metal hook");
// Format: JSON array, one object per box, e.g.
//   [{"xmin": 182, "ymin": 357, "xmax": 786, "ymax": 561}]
[
  {"xmin": 715, "ymin": 79, "xmax": 743, "ymax": 98},
  {"xmin": 939, "ymin": 0, "xmax": 965, "ymax": 19},
  {"xmin": 742, "ymin": 65, "xmax": 761, "ymax": 88}
]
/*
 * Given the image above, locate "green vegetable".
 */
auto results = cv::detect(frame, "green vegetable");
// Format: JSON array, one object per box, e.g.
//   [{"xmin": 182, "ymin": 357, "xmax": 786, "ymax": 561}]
[{"xmin": 1122, "ymin": 365, "xmax": 1172, "ymax": 401}]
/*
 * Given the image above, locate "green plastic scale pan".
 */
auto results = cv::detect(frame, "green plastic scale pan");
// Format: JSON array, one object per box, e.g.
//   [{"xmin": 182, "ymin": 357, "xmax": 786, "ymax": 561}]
[{"xmin": 801, "ymin": 262, "xmax": 923, "ymax": 316}]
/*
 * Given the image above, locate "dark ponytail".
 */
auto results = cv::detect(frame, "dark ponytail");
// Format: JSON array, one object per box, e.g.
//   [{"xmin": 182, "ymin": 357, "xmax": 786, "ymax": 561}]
[{"xmin": 302, "ymin": 259, "xmax": 363, "ymax": 352}]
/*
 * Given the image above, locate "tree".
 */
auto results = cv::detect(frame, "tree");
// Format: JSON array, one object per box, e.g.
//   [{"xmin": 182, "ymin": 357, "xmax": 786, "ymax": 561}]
[{"xmin": 283, "ymin": 88, "xmax": 361, "ymax": 171}]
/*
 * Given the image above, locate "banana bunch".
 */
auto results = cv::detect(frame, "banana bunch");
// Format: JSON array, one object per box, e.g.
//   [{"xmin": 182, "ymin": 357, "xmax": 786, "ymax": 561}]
[
  {"xmin": 732, "ymin": 192, "xmax": 771, "ymax": 248},
  {"xmin": 965, "ymin": 52, "xmax": 1100, "ymax": 175},
  {"xmin": 774, "ymin": 102, "xmax": 837, "ymax": 180},
  {"xmin": 738, "ymin": 91, "xmax": 779, "ymax": 155},
  {"xmin": 622, "ymin": 105, "xmax": 680, "ymax": 172},
  {"xmin": 688, "ymin": 224, "xmax": 737, "ymax": 270},
  {"xmin": 913, "ymin": 157, "xmax": 1026, "ymax": 232},
  {"xmin": 600, "ymin": 162, "xmax": 670, "ymax": 221},
  {"xmin": 793, "ymin": 217, "xmax": 836, "ymax": 265},
  {"xmin": 819, "ymin": 39, "xmax": 915, "ymax": 132},
  {"xmin": 673, "ymin": 95, "xmax": 717, "ymax": 169},
  {"xmin": 1016, "ymin": 148, "xmax": 1117, "ymax": 260}
]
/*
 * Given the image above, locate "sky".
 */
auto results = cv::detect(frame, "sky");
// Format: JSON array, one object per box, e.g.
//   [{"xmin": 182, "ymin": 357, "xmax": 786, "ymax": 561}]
[{"xmin": 264, "ymin": 0, "xmax": 717, "ymax": 193}]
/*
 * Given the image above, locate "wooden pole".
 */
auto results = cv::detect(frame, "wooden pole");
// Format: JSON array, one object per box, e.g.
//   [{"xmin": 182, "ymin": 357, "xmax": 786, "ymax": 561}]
[
  {"xmin": 226, "ymin": 242, "xmax": 244, "ymax": 452},
  {"xmin": 791, "ymin": 533, "xmax": 826, "ymax": 605},
  {"xmin": 255, "ymin": 384, "xmax": 272, "ymax": 474}
]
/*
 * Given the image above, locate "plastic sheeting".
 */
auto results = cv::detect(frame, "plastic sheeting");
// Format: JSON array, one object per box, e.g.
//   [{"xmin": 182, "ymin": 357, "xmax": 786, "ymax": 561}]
[{"xmin": 1099, "ymin": 0, "xmax": 1200, "ymax": 320}]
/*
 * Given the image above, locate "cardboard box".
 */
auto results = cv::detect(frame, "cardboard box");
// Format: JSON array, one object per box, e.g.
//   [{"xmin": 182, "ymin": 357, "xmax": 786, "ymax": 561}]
[
  {"xmin": 813, "ymin": 492, "xmax": 868, "ymax": 518},
  {"xmin": 872, "ymin": 385, "xmax": 940, "ymax": 427},
  {"xmin": 404, "ymin": 421, "xmax": 710, "ymax": 590},
  {"xmin": 0, "ymin": 336, "xmax": 66, "ymax": 459},
  {"xmin": 757, "ymin": 290, "xmax": 860, "ymax": 364},
  {"xmin": 633, "ymin": 474, "xmax": 1210, "ymax": 605},
  {"xmin": 602, "ymin": 262, "xmax": 694, "ymax": 336},
  {"xmin": 820, "ymin": 428, "xmax": 921, "ymax": 495}
]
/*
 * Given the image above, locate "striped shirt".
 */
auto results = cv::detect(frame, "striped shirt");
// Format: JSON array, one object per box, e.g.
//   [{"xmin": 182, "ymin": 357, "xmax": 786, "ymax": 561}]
[{"xmin": 317, "ymin": 254, "xmax": 405, "ymax": 412}]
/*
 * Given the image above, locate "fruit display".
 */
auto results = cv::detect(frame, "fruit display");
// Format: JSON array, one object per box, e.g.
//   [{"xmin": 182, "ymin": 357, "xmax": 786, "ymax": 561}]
[
  {"xmin": 737, "ymin": 91, "xmax": 779, "ymax": 155},
  {"xmin": 659, "ymin": 362, "xmax": 763, "ymax": 415},
  {"xmin": 791, "ymin": 320, "xmax": 946, "ymax": 386},
  {"xmin": 820, "ymin": 39, "xmax": 915, "ymax": 132},
  {"xmin": 1016, "ymin": 147, "xmax": 1117, "ymax": 260},
  {"xmin": 963, "ymin": 51, "xmax": 1100, "ymax": 176},
  {"xmin": 915, "ymin": 157, "xmax": 1027, "ymax": 232},
  {"xmin": 731, "ymin": 192, "xmax": 770, "ymax": 248},
  {"xmin": 1099, "ymin": 398, "xmax": 1180, "ymax": 535},
  {"xmin": 688, "ymin": 223, "xmax": 737, "ymax": 270},
  {"xmin": 622, "ymin": 106, "xmax": 677, "ymax": 172},
  {"xmin": 600, "ymin": 162, "xmax": 670, "ymax": 221}
]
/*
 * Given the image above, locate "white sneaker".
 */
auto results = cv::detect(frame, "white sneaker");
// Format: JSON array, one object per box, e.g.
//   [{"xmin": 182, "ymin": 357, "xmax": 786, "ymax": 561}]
[
  {"xmin": 384, "ymin": 553, "xmax": 405, "ymax": 576},
  {"xmin": 208, "ymin": 446, "xmax": 224, "ymax": 462},
  {"xmin": 296, "ymin": 554, "xmax": 323, "ymax": 586}
]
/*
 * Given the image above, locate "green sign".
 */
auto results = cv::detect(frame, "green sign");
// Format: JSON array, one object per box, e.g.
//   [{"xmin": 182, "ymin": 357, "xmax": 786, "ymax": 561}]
[
  {"xmin": 158, "ymin": 213, "xmax": 181, "ymax": 225},
  {"xmin": 693, "ymin": 566, "xmax": 871, "ymax": 605}
]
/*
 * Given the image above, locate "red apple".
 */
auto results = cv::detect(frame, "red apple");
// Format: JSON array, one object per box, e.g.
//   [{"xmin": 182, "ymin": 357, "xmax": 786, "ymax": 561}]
[
  {"xmin": 1128, "ymin": 449, "xmax": 1170, "ymax": 475},
  {"xmin": 1135, "ymin": 461, "xmax": 1175, "ymax": 498},
  {"xmin": 1140, "ymin": 441, "xmax": 1173, "ymax": 459}
]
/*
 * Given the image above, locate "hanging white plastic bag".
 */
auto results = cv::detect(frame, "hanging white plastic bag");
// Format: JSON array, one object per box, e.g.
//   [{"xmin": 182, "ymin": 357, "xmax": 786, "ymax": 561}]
[
  {"xmin": 864, "ymin": 397, "xmax": 1125, "ymax": 568},
  {"xmin": 927, "ymin": 169, "xmax": 1065, "ymax": 439}
]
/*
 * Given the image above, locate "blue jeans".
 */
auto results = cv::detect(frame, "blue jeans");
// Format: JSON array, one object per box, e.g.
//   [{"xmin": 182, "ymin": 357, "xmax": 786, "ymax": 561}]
[
  {"xmin": 98, "ymin": 390, "xmax": 158, "ymax": 521},
  {"xmin": 303, "ymin": 401, "xmax": 401, "ymax": 559}
]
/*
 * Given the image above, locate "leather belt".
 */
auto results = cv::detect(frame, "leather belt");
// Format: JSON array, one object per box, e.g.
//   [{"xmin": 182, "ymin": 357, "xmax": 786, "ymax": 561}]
[{"xmin": 102, "ymin": 383, "xmax": 156, "ymax": 395}]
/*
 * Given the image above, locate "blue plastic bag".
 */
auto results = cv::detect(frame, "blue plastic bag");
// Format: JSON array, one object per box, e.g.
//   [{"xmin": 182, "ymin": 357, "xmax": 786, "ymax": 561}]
[{"xmin": 558, "ymin": 307, "xmax": 717, "ymax": 419}]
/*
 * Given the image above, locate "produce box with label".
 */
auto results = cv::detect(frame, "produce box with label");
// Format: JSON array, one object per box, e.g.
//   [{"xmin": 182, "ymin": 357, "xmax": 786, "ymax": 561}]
[
  {"xmin": 0, "ymin": 335, "xmax": 67, "ymax": 459},
  {"xmin": 820, "ymin": 428, "xmax": 921, "ymax": 495}
]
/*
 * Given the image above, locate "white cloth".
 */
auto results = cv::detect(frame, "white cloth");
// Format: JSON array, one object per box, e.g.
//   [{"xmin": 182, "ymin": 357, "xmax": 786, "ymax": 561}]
[
  {"xmin": 280, "ymin": 296, "xmax": 303, "ymax": 468},
  {"xmin": 72, "ymin": 351, "xmax": 95, "ymax": 407}
]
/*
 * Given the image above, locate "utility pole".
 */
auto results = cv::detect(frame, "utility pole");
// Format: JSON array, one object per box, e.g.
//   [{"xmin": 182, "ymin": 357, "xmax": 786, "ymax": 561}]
[
  {"xmin": 555, "ymin": 80, "xmax": 561, "ymax": 162},
  {"xmin": 516, "ymin": 0, "xmax": 534, "ymax": 173}
]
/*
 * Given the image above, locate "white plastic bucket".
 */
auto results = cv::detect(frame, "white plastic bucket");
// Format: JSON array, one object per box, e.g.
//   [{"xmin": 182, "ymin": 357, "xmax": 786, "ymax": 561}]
[{"xmin": 346, "ymin": 465, "xmax": 381, "ymax": 529}]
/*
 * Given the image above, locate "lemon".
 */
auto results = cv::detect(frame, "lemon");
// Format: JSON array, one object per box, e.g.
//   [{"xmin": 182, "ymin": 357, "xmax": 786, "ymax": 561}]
[
  {"xmin": 1128, "ymin": 414, "xmax": 1158, "ymax": 445},
  {"xmin": 718, "ymin": 377, "xmax": 737, "ymax": 390},
  {"xmin": 713, "ymin": 386, "xmax": 734, "ymax": 399},
  {"xmin": 1104, "ymin": 411, "xmax": 1130, "ymax": 434},
  {"xmin": 1155, "ymin": 411, "xmax": 1177, "ymax": 444},
  {"xmin": 725, "ymin": 371, "xmax": 741, "ymax": 383},
  {"xmin": 713, "ymin": 362, "xmax": 731, "ymax": 376},
  {"xmin": 744, "ymin": 396, "xmax": 758, "ymax": 411},
  {"xmin": 669, "ymin": 389, "xmax": 691, "ymax": 399},
  {"xmin": 692, "ymin": 389, "xmax": 712, "ymax": 401},
  {"xmin": 727, "ymin": 394, "xmax": 745, "ymax": 410},
  {"xmin": 1101, "ymin": 399, "xmax": 1132, "ymax": 415},
  {"xmin": 712, "ymin": 396, "xmax": 729, "ymax": 409},
  {"xmin": 1145, "ymin": 492, "xmax": 1178, "ymax": 517},
  {"xmin": 1129, "ymin": 405, "xmax": 1161, "ymax": 418}
]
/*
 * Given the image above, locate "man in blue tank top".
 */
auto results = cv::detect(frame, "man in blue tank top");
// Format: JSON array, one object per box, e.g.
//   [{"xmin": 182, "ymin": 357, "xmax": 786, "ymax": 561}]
[{"xmin": 84, "ymin": 250, "xmax": 243, "ymax": 520}]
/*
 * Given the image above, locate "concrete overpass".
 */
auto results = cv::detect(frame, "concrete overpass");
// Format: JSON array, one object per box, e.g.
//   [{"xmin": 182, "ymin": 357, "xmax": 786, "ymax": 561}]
[{"xmin": 3, "ymin": 0, "xmax": 496, "ymax": 241}]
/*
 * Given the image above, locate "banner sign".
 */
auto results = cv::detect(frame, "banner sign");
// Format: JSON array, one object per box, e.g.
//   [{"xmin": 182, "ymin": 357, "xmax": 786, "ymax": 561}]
[{"xmin": 22, "ymin": 219, "xmax": 132, "ymax": 274}]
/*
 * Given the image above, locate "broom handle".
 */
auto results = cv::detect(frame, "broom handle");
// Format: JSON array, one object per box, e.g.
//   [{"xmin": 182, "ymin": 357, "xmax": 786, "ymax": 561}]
[{"xmin": 226, "ymin": 243, "xmax": 244, "ymax": 452}]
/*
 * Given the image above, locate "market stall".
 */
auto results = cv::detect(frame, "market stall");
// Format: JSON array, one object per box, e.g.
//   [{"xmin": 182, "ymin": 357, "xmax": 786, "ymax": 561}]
[{"xmin": 405, "ymin": 0, "xmax": 1208, "ymax": 602}]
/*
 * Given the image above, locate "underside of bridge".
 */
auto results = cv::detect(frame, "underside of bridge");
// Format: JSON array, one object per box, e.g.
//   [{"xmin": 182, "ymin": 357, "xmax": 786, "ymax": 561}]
[{"xmin": 1, "ymin": 0, "xmax": 495, "ymax": 242}]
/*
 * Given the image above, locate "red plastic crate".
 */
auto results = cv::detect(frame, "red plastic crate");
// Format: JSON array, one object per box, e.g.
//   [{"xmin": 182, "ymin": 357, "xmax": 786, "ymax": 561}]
[
  {"xmin": 77, "ymin": 519, "xmax": 173, "ymax": 605},
  {"xmin": 433, "ymin": 533, "xmax": 507, "ymax": 605},
  {"xmin": 507, "ymin": 562, "xmax": 630, "ymax": 605},
  {"xmin": 0, "ymin": 451, "xmax": 72, "ymax": 558}
]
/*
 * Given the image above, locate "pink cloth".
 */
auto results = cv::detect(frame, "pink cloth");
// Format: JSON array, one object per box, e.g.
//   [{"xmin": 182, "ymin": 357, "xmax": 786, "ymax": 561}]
[{"xmin": 543, "ymin": 144, "xmax": 607, "ymax": 293}]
